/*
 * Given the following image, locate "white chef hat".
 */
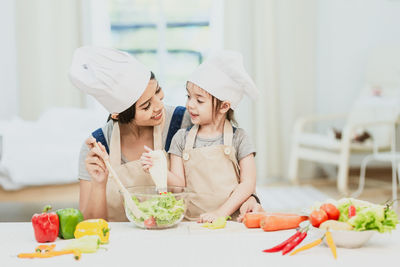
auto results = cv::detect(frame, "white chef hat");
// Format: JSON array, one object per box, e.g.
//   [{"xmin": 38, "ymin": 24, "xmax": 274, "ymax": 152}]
[
  {"xmin": 187, "ymin": 50, "xmax": 258, "ymax": 110},
  {"xmin": 69, "ymin": 46, "xmax": 151, "ymax": 114}
]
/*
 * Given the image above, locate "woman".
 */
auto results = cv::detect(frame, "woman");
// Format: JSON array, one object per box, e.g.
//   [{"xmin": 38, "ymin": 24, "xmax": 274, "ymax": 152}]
[{"xmin": 69, "ymin": 46, "xmax": 262, "ymax": 221}]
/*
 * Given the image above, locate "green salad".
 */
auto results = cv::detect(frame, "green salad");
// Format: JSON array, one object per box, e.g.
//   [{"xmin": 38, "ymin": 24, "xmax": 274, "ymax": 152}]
[
  {"xmin": 337, "ymin": 198, "xmax": 398, "ymax": 233},
  {"xmin": 129, "ymin": 193, "xmax": 185, "ymax": 227}
]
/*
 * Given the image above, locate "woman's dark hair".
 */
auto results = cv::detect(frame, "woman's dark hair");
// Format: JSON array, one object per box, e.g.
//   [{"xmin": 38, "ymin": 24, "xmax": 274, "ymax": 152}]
[{"xmin": 107, "ymin": 72, "xmax": 156, "ymax": 124}]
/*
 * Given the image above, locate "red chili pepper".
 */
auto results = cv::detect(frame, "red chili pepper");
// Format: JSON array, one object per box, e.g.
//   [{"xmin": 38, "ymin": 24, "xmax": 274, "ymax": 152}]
[
  {"xmin": 282, "ymin": 231, "xmax": 308, "ymax": 255},
  {"xmin": 31, "ymin": 205, "xmax": 59, "ymax": 243},
  {"xmin": 263, "ymin": 230, "xmax": 302, "ymax": 253},
  {"xmin": 348, "ymin": 205, "xmax": 356, "ymax": 218}
]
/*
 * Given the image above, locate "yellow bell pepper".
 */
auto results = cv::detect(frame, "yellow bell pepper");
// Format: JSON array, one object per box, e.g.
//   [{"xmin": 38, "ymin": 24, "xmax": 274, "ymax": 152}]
[{"xmin": 74, "ymin": 219, "xmax": 110, "ymax": 244}]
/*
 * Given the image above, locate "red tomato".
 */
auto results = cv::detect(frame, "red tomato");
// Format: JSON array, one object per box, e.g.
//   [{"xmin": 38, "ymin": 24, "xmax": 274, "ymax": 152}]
[
  {"xmin": 320, "ymin": 203, "xmax": 340, "ymax": 220},
  {"xmin": 309, "ymin": 209, "xmax": 328, "ymax": 227},
  {"xmin": 144, "ymin": 216, "xmax": 156, "ymax": 228},
  {"xmin": 348, "ymin": 205, "xmax": 356, "ymax": 218}
]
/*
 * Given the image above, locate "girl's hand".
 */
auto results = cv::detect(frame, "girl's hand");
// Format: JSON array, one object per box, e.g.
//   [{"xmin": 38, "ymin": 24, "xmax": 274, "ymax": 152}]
[
  {"xmin": 85, "ymin": 137, "xmax": 109, "ymax": 184},
  {"xmin": 237, "ymin": 196, "xmax": 265, "ymax": 222},
  {"xmin": 140, "ymin": 145, "xmax": 153, "ymax": 173},
  {"xmin": 198, "ymin": 210, "xmax": 225, "ymax": 223}
]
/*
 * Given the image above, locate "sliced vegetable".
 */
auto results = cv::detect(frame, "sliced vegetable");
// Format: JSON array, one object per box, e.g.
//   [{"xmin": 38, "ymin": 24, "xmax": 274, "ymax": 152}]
[
  {"xmin": 64, "ymin": 235, "xmax": 101, "ymax": 253},
  {"xmin": 18, "ymin": 245, "xmax": 80, "ymax": 260},
  {"xmin": 319, "ymin": 220, "xmax": 353, "ymax": 231},
  {"xmin": 348, "ymin": 205, "xmax": 356, "ymax": 218},
  {"xmin": 326, "ymin": 230, "xmax": 337, "ymax": 259},
  {"xmin": 203, "ymin": 216, "xmax": 231, "ymax": 229},
  {"xmin": 260, "ymin": 213, "xmax": 308, "ymax": 231},
  {"xmin": 144, "ymin": 216, "xmax": 157, "ymax": 228},
  {"xmin": 243, "ymin": 213, "xmax": 266, "ymax": 228},
  {"xmin": 35, "ymin": 244, "xmax": 56, "ymax": 253},
  {"xmin": 74, "ymin": 219, "xmax": 110, "ymax": 244}
]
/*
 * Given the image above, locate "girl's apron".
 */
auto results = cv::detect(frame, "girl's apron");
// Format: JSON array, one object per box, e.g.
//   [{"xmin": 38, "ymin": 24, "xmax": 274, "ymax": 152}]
[
  {"xmin": 182, "ymin": 120, "xmax": 240, "ymax": 221},
  {"xmin": 106, "ymin": 119, "xmax": 166, "ymax": 221}
]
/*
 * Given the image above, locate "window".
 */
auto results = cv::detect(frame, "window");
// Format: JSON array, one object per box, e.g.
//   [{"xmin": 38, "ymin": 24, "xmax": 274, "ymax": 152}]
[{"xmin": 108, "ymin": 0, "xmax": 223, "ymax": 106}]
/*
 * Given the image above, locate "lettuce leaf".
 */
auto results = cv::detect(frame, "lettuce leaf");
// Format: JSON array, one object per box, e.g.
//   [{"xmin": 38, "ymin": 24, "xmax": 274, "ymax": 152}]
[
  {"xmin": 131, "ymin": 193, "xmax": 185, "ymax": 226},
  {"xmin": 336, "ymin": 198, "xmax": 398, "ymax": 233}
]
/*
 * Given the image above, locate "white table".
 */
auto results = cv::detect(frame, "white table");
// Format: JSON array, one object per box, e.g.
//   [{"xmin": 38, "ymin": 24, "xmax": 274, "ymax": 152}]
[{"xmin": 1, "ymin": 222, "xmax": 399, "ymax": 267}]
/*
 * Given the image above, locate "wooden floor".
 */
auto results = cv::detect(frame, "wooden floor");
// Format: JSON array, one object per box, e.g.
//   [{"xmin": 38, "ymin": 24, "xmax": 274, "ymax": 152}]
[{"xmin": 0, "ymin": 175, "xmax": 398, "ymax": 221}]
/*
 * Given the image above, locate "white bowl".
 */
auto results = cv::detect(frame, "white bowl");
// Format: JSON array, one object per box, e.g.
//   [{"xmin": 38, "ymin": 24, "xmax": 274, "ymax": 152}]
[
  {"xmin": 301, "ymin": 221, "xmax": 375, "ymax": 248},
  {"xmin": 314, "ymin": 227, "xmax": 374, "ymax": 248}
]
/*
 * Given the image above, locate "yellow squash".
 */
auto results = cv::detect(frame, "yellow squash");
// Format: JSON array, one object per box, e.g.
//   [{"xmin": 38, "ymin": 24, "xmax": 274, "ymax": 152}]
[{"xmin": 74, "ymin": 219, "xmax": 110, "ymax": 244}]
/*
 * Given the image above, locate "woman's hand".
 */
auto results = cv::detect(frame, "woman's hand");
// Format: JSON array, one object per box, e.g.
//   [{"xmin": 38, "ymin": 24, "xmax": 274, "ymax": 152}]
[
  {"xmin": 85, "ymin": 137, "xmax": 109, "ymax": 184},
  {"xmin": 237, "ymin": 196, "xmax": 264, "ymax": 222},
  {"xmin": 140, "ymin": 145, "xmax": 153, "ymax": 173}
]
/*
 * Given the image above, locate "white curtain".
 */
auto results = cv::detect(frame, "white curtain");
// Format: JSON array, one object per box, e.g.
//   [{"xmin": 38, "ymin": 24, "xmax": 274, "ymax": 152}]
[
  {"xmin": 0, "ymin": 0, "xmax": 18, "ymax": 120},
  {"xmin": 223, "ymin": 0, "xmax": 318, "ymax": 182},
  {"xmin": 15, "ymin": 0, "xmax": 84, "ymax": 120}
]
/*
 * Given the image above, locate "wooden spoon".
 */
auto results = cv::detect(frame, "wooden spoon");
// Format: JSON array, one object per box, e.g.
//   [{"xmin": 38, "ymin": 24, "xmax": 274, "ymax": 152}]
[{"xmin": 93, "ymin": 142, "xmax": 143, "ymax": 219}]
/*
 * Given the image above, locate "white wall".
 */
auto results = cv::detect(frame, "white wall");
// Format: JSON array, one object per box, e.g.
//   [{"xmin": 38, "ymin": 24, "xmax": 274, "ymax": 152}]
[
  {"xmin": 15, "ymin": 0, "xmax": 84, "ymax": 120},
  {"xmin": 316, "ymin": 0, "xmax": 400, "ymax": 117},
  {"xmin": 0, "ymin": 0, "xmax": 18, "ymax": 120}
]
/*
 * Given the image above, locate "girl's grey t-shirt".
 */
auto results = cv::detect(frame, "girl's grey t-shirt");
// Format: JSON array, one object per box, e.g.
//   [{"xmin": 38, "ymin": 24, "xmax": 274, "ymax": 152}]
[
  {"xmin": 168, "ymin": 127, "xmax": 256, "ymax": 161},
  {"xmin": 78, "ymin": 106, "xmax": 192, "ymax": 181}
]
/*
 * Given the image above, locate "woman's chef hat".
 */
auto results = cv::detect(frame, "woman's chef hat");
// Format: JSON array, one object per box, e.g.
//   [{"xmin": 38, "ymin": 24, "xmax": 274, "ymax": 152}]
[
  {"xmin": 69, "ymin": 46, "xmax": 151, "ymax": 114},
  {"xmin": 187, "ymin": 50, "xmax": 258, "ymax": 110}
]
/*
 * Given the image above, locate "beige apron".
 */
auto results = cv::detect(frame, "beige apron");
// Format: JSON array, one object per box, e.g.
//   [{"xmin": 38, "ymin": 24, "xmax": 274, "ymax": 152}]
[
  {"xmin": 106, "ymin": 119, "xmax": 166, "ymax": 221},
  {"xmin": 183, "ymin": 120, "xmax": 240, "ymax": 221}
]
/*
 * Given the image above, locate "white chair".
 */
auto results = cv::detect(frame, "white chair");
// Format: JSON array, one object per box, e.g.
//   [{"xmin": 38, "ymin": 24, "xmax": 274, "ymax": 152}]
[
  {"xmin": 289, "ymin": 46, "xmax": 400, "ymax": 195},
  {"xmin": 288, "ymin": 104, "xmax": 397, "ymax": 195},
  {"xmin": 353, "ymin": 121, "xmax": 400, "ymax": 208}
]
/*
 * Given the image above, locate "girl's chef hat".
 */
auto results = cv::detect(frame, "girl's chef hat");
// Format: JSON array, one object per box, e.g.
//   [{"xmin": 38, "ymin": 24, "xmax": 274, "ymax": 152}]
[
  {"xmin": 187, "ymin": 50, "xmax": 258, "ymax": 110},
  {"xmin": 69, "ymin": 46, "xmax": 151, "ymax": 113}
]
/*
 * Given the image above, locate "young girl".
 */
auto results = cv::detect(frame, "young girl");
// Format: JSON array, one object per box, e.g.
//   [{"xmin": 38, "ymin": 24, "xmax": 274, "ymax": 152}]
[{"xmin": 168, "ymin": 50, "xmax": 259, "ymax": 223}]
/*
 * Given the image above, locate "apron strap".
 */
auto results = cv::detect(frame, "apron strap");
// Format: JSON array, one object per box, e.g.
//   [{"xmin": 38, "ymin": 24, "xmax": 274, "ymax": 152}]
[
  {"xmin": 223, "ymin": 120, "xmax": 233, "ymax": 146},
  {"xmin": 109, "ymin": 121, "xmax": 122, "ymax": 166},
  {"xmin": 184, "ymin": 124, "xmax": 199, "ymax": 151},
  {"xmin": 92, "ymin": 128, "xmax": 109, "ymax": 154}
]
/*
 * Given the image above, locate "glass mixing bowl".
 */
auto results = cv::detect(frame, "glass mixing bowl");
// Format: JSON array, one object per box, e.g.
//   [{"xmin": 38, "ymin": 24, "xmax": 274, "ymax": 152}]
[{"xmin": 122, "ymin": 186, "xmax": 189, "ymax": 229}]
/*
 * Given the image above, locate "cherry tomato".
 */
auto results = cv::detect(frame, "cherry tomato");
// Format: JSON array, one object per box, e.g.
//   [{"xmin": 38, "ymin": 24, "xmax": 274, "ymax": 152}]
[
  {"xmin": 144, "ymin": 216, "xmax": 156, "ymax": 228},
  {"xmin": 348, "ymin": 205, "xmax": 356, "ymax": 218},
  {"xmin": 320, "ymin": 203, "xmax": 340, "ymax": 220},
  {"xmin": 309, "ymin": 209, "xmax": 328, "ymax": 227}
]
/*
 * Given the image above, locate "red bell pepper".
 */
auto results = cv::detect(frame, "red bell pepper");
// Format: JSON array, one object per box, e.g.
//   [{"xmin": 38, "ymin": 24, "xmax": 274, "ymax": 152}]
[{"xmin": 31, "ymin": 205, "xmax": 59, "ymax": 243}]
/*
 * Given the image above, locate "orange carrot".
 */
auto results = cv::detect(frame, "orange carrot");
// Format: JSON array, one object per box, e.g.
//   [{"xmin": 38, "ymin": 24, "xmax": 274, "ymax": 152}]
[
  {"xmin": 260, "ymin": 213, "xmax": 308, "ymax": 231},
  {"xmin": 243, "ymin": 213, "xmax": 266, "ymax": 228}
]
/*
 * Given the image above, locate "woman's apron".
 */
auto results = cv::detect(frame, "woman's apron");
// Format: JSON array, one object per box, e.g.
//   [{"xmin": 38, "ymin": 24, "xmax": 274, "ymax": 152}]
[
  {"xmin": 183, "ymin": 120, "xmax": 240, "ymax": 221},
  {"xmin": 106, "ymin": 119, "xmax": 166, "ymax": 221}
]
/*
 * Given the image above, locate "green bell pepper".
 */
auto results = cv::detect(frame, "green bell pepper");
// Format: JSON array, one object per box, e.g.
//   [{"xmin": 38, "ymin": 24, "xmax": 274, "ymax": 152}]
[{"xmin": 56, "ymin": 208, "xmax": 84, "ymax": 239}]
